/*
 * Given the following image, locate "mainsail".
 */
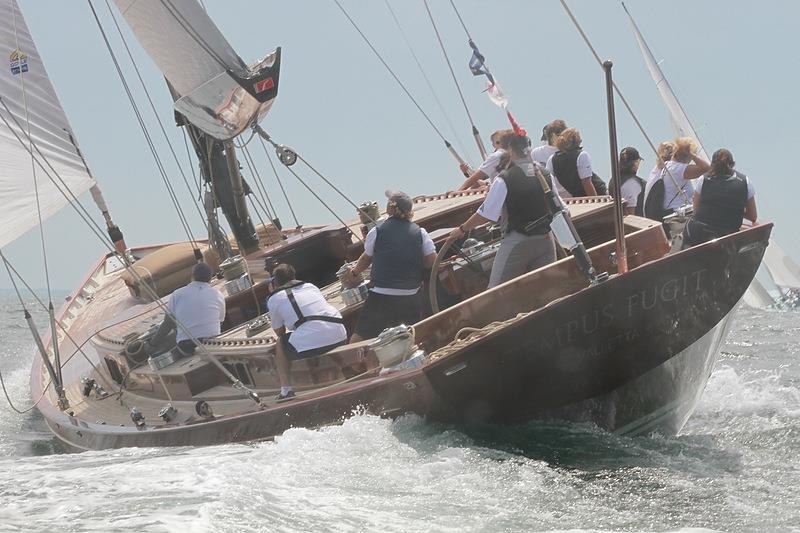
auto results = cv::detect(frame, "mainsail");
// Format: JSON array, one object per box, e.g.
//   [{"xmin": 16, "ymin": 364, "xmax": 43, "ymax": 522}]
[
  {"xmin": 622, "ymin": 2, "xmax": 708, "ymax": 162},
  {"xmin": 0, "ymin": 0, "xmax": 95, "ymax": 249},
  {"xmin": 114, "ymin": 0, "xmax": 280, "ymax": 140},
  {"xmin": 763, "ymin": 239, "xmax": 800, "ymax": 291}
]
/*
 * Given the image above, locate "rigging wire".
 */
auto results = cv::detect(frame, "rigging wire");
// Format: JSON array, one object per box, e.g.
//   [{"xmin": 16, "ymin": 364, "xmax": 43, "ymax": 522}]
[
  {"xmin": 259, "ymin": 136, "xmax": 301, "ymax": 228},
  {"xmin": 332, "ymin": 0, "xmax": 462, "ymax": 157},
  {"xmin": 88, "ymin": 0, "xmax": 199, "ymax": 249},
  {"xmin": 237, "ymin": 140, "xmax": 280, "ymax": 221},
  {"xmin": 246, "ymin": 194, "xmax": 269, "ymax": 237},
  {"xmin": 558, "ymin": 2, "xmax": 670, "ymax": 176},
  {"xmin": 0, "ymin": 98, "xmax": 113, "ymax": 250},
  {"xmin": 161, "ymin": 0, "xmax": 232, "ymax": 70},
  {"xmin": 447, "ymin": 0, "xmax": 473, "ymax": 41},
  {"xmin": 103, "ymin": 0, "xmax": 206, "ymax": 224},
  {"xmin": 10, "ymin": 5, "xmax": 52, "ymax": 304},
  {"xmin": 282, "ymin": 162, "xmax": 362, "ymax": 243},
  {"xmin": 421, "ymin": 0, "xmax": 486, "ymax": 160},
  {"xmin": 181, "ymin": 127, "xmax": 203, "ymax": 198},
  {"xmin": 0, "ymin": 249, "xmax": 117, "ymax": 395},
  {"xmin": 384, "ymin": 0, "xmax": 473, "ymax": 167}
]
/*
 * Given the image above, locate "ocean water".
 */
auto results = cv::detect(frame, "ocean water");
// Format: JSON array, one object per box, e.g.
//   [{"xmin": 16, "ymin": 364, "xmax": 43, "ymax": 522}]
[{"xmin": 0, "ymin": 296, "xmax": 797, "ymax": 532}]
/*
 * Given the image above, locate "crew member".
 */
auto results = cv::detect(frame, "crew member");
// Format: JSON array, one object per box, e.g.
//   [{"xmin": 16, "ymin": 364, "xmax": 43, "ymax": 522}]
[
  {"xmin": 267, "ymin": 263, "xmax": 348, "ymax": 400},
  {"xmin": 532, "ymin": 119, "xmax": 567, "ymax": 165},
  {"xmin": 346, "ymin": 191, "xmax": 437, "ymax": 342},
  {"xmin": 644, "ymin": 137, "xmax": 710, "ymax": 220},
  {"xmin": 151, "ymin": 261, "xmax": 226, "ymax": 357},
  {"xmin": 458, "ymin": 129, "xmax": 514, "ymax": 190},
  {"xmin": 609, "ymin": 147, "xmax": 646, "ymax": 216},
  {"xmin": 450, "ymin": 133, "xmax": 557, "ymax": 288},
  {"xmin": 682, "ymin": 148, "xmax": 757, "ymax": 248},
  {"xmin": 546, "ymin": 127, "xmax": 601, "ymax": 197}
]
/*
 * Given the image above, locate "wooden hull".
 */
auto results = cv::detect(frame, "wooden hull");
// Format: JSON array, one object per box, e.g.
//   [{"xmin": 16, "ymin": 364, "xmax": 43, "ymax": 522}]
[{"xmin": 36, "ymin": 223, "xmax": 771, "ymax": 449}]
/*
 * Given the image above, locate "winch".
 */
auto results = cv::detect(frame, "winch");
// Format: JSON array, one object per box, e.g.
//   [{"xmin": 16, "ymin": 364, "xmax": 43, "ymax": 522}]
[
  {"xmin": 219, "ymin": 255, "xmax": 247, "ymax": 281},
  {"xmin": 663, "ymin": 204, "xmax": 694, "ymax": 252},
  {"xmin": 357, "ymin": 201, "xmax": 382, "ymax": 238},
  {"xmin": 369, "ymin": 324, "xmax": 416, "ymax": 368},
  {"xmin": 341, "ymin": 281, "xmax": 369, "ymax": 307}
]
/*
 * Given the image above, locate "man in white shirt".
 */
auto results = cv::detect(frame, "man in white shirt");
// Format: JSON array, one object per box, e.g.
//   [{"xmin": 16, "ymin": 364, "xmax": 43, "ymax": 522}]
[
  {"xmin": 267, "ymin": 263, "xmax": 348, "ymax": 400},
  {"xmin": 346, "ymin": 191, "xmax": 437, "ymax": 342},
  {"xmin": 151, "ymin": 261, "xmax": 226, "ymax": 357},
  {"xmin": 458, "ymin": 129, "xmax": 514, "ymax": 190}
]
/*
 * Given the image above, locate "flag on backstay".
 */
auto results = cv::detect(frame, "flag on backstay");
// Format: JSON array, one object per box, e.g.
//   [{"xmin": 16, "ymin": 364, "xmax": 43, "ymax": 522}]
[{"xmin": 468, "ymin": 40, "xmax": 508, "ymax": 109}]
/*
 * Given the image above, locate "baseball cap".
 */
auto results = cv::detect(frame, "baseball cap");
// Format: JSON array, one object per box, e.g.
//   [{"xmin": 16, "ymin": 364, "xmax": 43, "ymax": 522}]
[
  {"xmin": 385, "ymin": 190, "xmax": 413, "ymax": 214},
  {"xmin": 620, "ymin": 146, "xmax": 643, "ymax": 162}
]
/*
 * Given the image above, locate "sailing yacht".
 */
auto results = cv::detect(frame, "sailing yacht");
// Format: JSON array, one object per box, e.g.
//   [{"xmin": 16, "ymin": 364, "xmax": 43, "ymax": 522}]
[{"xmin": 2, "ymin": 0, "xmax": 772, "ymax": 449}]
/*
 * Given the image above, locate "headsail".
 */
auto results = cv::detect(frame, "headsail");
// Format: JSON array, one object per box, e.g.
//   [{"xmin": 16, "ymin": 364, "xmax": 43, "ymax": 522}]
[
  {"xmin": 0, "ymin": 0, "xmax": 95, "ymax": 249},
  {"xmin": 114, "ymin": 0, "xmax": 280, "ymax": 140},
  {"xmin": 622, "ymin": 2, "xmax": 708, "ymax": 161},
  {"xmin": 763, "ymin": 239, "xmax": 800, "ymax": 291},
  {"xmin": 741, "ymin": 276, "xmax": 775, "ymax": 309}
]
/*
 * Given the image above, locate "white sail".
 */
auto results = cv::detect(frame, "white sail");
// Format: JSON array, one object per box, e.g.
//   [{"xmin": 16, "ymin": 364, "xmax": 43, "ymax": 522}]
[
  {"xmin": 623, "ymin": 3, "xmax": 708, "ymax": 162},
  {"xmin": 114, "ymin": 0, "xmax": 281, "ymax": 140},
  {"xmin": 763, "ymin": 239, "xmax": 800, "ymax": 290},
  {"xmin": 0, "ymin": 0, "xmax": 95, "ymax": 249},
  {"xmin": 742, "ymin": 276, "xmax": 775, "ymax": 309}
]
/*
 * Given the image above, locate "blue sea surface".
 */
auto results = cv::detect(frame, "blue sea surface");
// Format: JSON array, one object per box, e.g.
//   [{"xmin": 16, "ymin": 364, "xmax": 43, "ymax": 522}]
[{"xmin": 0, "ymin": 296, "xmax": 797, "ymax": 532}]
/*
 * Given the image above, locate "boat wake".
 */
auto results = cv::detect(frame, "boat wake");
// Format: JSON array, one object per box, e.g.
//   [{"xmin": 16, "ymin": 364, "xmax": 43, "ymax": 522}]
[{"xmin": 1, "ymin": 308, "xmax": 799, "ymax": 531}]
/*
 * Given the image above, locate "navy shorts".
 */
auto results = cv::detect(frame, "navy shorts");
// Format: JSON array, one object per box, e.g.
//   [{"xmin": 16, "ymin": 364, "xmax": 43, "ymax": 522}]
[
  {"xmin": 353, "ymin": 291, "xmax": 421, "ymax": 340},
  {"xmin": 281, "ymin": 333, "xmax": 346, "ymax": 361}
]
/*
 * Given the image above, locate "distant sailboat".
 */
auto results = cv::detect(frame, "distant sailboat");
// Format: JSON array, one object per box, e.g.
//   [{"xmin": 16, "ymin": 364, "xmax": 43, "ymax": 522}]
[
  {"xmin": 763, "ymin": 239, "xmax": 800, "ymax": 302},
  {"xmin": 623, "ymin": 2, "xmax": 792, "ymax": 309}
]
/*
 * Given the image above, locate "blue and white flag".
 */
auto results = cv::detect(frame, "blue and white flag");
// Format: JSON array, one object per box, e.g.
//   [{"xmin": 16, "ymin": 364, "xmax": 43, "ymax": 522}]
[{"xmin": 468, "ymin": 40, "xmax": 508, "ymax": 108}]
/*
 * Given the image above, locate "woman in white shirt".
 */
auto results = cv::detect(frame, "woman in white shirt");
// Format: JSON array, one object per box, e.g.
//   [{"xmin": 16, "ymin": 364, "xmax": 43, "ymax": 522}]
[
  {"xmin": 644, "ymin": 138, "xmax": 710, "ymax": 219},
  {"xmin": 458, "ymin": 129, "xmax": 514, "ymax": 190}
]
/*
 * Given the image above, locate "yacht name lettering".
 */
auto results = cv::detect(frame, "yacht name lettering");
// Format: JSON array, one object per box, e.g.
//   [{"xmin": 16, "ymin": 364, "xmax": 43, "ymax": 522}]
[
  {"xmin": 627, "ymin": 268, "xmax": 706, "ymax": 316},
  {"xmin": 577, "ymin": 328, "xmax": 640, "ymax": 359},
  {"xmin": 535, "ymin": 269, "xmax": 707, "ymax": 355}
]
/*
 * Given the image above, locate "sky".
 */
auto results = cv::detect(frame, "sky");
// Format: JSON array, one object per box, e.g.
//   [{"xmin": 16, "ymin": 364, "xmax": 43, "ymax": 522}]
[{"xmin": 4, "ymin": 0, "xmax": 799, "ymax": 291}]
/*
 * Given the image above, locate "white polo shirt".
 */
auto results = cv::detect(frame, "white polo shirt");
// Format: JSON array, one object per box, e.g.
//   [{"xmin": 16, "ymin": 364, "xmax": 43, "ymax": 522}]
[
  {"xmin": 268, "ymin": 283, "xmax": 347, "ymax": 352},
  {"xmin": 476, "ymin": 149, "xmax": 506, "ymax": 182},
  {"xmin": 167, "ymin": 281, "xmax": 226, "ymax": 342},
  {"xmin": 531, "ymin": 144, "xmax": 557, "ymax": 166}
]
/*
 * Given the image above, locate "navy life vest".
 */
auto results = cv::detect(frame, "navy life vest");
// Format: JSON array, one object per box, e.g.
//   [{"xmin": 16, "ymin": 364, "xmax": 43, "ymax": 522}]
[
  {"xmin": 694, "ymin": 171, "xmax": 749, "ymax": 235},
  {"xmin": 499, "ymin": 163, "xmax": 552, "ymax": 236},
  {"xmin": 371, "ymin": 217, "xmax": 424, "ymax": 290},
  {"xmin": 551, "ymin": 147, "xmax": 606, "ymax": 197}
]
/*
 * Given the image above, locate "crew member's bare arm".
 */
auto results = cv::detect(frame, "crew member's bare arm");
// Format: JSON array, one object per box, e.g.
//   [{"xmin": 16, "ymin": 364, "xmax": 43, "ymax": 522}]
[
  {"xmin": 581, "ymin": 177, "xmax": 598, "ymax": 196},
  {"xmin": 744, "ymin": 197, "xmax": 758, "ymax": 223},
  {"xmin": 423, "ymin": 252, "xmax": 437, "ymax": 269},
  {"xmin": 459, "ymin": 169, "xmax": 488, "ymax": 191},
  {"xmin": 684, "ymin": 154, "xmax": 711, "ymax": 181}
]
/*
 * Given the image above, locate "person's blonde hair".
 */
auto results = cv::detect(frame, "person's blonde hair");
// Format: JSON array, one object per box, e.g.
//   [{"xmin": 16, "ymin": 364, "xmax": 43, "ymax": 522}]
[
  {"xmin": 673, "ymin": 137, "xmax": 697, "ymax": 162},
  {"xmin": 555, "ymin": 128, "xmax": 582, "ymax": 151},
  {"xmin": 656, "ymin": 141, "xmax": 676, "ymax": 169}
]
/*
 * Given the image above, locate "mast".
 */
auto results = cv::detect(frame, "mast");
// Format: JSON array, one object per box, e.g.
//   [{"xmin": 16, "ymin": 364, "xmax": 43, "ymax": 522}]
[
  {"xmin": 603, "ymin": 61, "xmax": 628, "ymax": 274},
  {"xmin": 114, "ymin": 0, "xmax": 281, "ymax": 256},
  {"xmin": 182, "ymin": 120, "xmax": 259, "ymax": 255}
]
